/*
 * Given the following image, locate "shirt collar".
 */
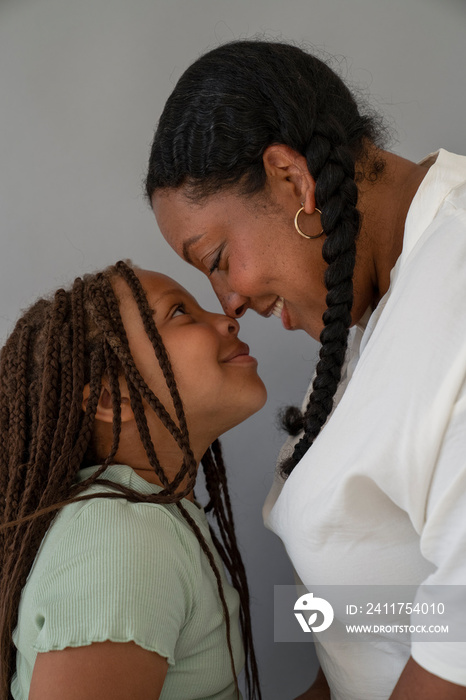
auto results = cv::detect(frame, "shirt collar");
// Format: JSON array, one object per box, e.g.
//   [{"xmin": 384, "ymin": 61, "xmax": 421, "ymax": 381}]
[{"xmin": 400, "ymin": 149, "xmax": 466, "ymax": 266}]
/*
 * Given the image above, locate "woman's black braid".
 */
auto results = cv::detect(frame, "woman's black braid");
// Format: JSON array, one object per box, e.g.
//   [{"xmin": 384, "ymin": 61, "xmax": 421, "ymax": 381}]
[{"xmin": 286, "ymin": 127, "xmax": 359, "ymax": 470}]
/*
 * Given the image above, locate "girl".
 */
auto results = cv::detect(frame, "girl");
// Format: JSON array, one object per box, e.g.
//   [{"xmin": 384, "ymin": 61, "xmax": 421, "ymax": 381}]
[{"xmin": 0, "ymin": 261, "xmax": 266, "ymax": 700}]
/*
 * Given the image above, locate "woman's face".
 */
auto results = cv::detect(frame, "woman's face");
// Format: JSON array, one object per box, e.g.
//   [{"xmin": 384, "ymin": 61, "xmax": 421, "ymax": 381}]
[
  {"xmin": 116, "ymin": 270, "xmax": 267, "ymax": 447},
  {"xmin": 152, "ymin": 188, "xmax": 329, "ymax": 340}
]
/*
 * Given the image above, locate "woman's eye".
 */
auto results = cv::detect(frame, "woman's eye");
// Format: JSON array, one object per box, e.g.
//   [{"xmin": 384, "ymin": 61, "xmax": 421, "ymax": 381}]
[{"xmin": 208, "ymin": 247, "xmax": 223, "ymax": 276}]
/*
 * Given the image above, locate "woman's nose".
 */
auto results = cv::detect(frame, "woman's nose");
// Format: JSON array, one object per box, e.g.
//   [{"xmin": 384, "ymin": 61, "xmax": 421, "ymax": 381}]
[
  {"xmin": 210, "ymin": 276, "xmax": 250, "ymax": 318},
  {"xmin": 222, "ymin": 294, "xmax": 249, "ymax": 318}
]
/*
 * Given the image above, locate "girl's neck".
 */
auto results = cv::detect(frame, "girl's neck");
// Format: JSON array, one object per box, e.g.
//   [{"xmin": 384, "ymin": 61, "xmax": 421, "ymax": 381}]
[{"xmin": 131, "ymin": 464, "xmax": 197, "ymax": 502}]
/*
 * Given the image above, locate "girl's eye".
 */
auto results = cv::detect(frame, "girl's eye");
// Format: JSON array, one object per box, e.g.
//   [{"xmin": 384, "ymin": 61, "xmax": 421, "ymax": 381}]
[{"xmin": 171, "ymin": 303, "xmax": 187, "ymax": 318}]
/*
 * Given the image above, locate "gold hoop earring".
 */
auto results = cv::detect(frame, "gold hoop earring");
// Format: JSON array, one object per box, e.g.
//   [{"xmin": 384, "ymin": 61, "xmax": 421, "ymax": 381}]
[{"xmin": 294, "ymin": 206, "xmax": 324, "ymax": 240}]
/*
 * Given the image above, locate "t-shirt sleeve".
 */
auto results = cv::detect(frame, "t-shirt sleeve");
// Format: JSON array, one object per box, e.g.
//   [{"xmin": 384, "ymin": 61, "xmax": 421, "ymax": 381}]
[
  {"xmin": 411, "ymin": 376, "xmax": 466, "ymax": 685},
  {"xmin": 31, "ymin": 499, "xmax": 194, "ymax": 665}
]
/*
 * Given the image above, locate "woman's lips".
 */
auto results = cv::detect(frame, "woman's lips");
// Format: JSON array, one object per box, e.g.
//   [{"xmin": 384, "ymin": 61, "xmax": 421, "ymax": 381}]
[
  {"xmin": 271, "ymin": 296, "xmax": 292, "ymax": 330},
  {"xmin": 271, "ymin": 297, "xmax": 284, "ymax": 318}
]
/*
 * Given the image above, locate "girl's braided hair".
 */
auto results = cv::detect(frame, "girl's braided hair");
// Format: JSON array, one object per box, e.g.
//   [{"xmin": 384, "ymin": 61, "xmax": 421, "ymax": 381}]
[
  {"xmin": 145, "ymin": 39, "xmax": 386, "ymax": 475},
  {"xmin": 0, "ymin": 261, "xmax": 261, "ymax": 699}
]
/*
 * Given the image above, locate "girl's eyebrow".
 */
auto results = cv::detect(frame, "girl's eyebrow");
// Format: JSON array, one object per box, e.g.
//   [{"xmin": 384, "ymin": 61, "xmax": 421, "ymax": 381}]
[
  {"xmin": 182, "ymin": 234, "xmax": 204, "ymax": 264},
  {"xmin": 153, "ymin": 289, "xmax": 182, "ymax": 307},
  {"xmin": 149, "ymin": 289, "xmax": 181, "ymax": 319}
]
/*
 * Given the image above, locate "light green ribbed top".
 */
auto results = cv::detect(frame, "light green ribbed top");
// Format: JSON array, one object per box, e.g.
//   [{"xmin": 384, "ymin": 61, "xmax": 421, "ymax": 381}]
[{"xmin": 11, "ymin": 464, "xmax": 244, "ymax": 699}]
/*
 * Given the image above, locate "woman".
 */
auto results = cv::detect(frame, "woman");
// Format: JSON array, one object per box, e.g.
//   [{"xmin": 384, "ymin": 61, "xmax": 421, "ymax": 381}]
[
  {"xmin": 145, "ymin": 40, "xmax": 466, "ymax": 699},
  {"xmin": 0, "ymin": 261, "xmax": 266, "ymax": 699}
]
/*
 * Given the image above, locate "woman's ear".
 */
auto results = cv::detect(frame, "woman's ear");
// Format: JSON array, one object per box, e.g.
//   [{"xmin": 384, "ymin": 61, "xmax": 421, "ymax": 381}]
[
  {"xmin": 82, "ymin": 378, "xmax": 134, "ymax": 424},
  {"xmin": 262, "ymin": 144, "xmax": 317, "ymax": 213}
]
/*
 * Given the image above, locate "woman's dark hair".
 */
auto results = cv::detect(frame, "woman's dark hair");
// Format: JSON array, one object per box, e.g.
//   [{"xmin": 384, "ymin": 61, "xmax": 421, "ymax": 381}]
[
  {"xmin": 0, "ymin": 261, "xmax": 260, "ymax": 700},
  {"xmin": 145, "ymin": 39, "xmax": 386, "ymax": 475}
]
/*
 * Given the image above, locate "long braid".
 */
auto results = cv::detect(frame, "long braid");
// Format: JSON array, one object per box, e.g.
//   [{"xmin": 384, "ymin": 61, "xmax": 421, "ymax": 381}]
[
  {"xmin": 57, "ymin": 278, "xmax": 87, "ymax": 463},
  {"xmin": 102, "ymin": 340, "xmax": 122, "ymax": 462},
  {"xmin": 201, "ymin": 440, "xmax": 261, "ymax": 699},
  {"xmin": 4, "ymin": 325, "xmax": 31, "ymax": 524},
  {"xmin": 0, "ymin": 293, "xmax": 82, "ymax": 696},
  {"xmin": 31, "ymin": 290, "xmax": 69, "ymax": 494},
  {"xmin": 281, "ymin": 133, "xmax": 359, "ymax": 473},
  {"xmin": 0, "ymin": 261, "xmax": 258, "ymax": 699},
  {"xmin": 89, "ymin": 275, "xmax": 184, "ymax": 446},
  {"xmin": 49, "ymin": 324, "xmax": 73, "ymax": 466},
  {"xmin": 177, "ymin": 501, "xmax": 240, "ymax": 698}
]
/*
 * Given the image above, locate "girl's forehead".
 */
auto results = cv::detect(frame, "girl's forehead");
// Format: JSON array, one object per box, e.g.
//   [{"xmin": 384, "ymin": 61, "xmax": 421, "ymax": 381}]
[
  {"xmin": 113, "ymin": 269, "xmax": 182, "ymax": 295},
  {"xmin": 114, "ymin": 269, "xmax": 194, "ymax": 311},
  {"xmin": 138, "ymin": 270, "xmax": 192, "ymax": 302}
]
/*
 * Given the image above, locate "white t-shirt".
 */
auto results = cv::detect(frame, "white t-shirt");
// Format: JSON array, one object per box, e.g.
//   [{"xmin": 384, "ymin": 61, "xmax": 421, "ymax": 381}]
[{"xmin": 263, "ymin": 150, "xmax": 466, "ymax": 699}]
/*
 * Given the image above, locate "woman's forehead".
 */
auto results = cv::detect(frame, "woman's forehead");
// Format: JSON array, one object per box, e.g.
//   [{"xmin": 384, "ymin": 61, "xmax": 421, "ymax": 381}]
[{"xmin": 152, "ymin": 186, "xmax": 236, "ymax": 240}]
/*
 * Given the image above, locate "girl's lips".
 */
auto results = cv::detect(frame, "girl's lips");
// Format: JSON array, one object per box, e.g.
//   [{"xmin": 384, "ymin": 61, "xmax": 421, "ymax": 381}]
[
  {"xmin": 221, "ymin": 342, "xmax": 257, "ymax": 363},
  {"xmin": 225, "ymin": 354, "xmax": 258, "ymax": 365}
]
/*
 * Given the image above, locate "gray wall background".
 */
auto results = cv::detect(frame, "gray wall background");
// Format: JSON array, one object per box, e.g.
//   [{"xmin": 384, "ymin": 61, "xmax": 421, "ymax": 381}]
[{"xmin": 1, "ymin": 1, "xmax": 465, "ymax": 698}]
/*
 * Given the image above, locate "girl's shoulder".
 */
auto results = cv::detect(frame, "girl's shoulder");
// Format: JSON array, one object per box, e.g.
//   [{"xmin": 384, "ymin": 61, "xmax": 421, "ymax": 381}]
[{"xmin": 28, "ymin": 466, "xmax": 207, "ymax": 596}]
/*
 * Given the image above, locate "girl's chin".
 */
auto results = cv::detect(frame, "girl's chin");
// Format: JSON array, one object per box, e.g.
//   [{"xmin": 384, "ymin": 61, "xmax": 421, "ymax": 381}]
[
  {"xmin": 190, "ymin": 387, "xmax": 267, "ymax": 443},
  {"xmin": 222, "ymin": 394, "xmax": 268, "ymax": 433}
]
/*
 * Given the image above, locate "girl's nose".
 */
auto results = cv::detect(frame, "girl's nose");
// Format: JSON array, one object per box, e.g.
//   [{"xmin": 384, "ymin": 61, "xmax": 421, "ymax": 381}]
[{"xmin": 211, "ymin": 313, "xmax": 240, "ymax": 336}]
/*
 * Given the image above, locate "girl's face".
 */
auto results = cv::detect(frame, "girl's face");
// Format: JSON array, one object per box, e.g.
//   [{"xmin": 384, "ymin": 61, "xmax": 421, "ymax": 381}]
[
  {"xmin": 116, "ymin": 270, "xmax": 267, "ymax": 448},
  {"xmin": 152, "ymin": 187, "xmax": 330, "ymax": 340}
]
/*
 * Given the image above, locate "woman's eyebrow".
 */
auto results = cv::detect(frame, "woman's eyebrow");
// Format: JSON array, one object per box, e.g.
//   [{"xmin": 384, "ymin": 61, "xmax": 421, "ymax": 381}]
[{"xmin": 182, "ymin": 234, "xmax": 204, "ymax": 264}]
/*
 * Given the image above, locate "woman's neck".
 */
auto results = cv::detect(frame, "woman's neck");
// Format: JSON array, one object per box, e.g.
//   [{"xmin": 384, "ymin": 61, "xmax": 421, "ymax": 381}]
[{"xmin": 353, "ymin": 149, "xmax": 432, "ymax": 317}]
